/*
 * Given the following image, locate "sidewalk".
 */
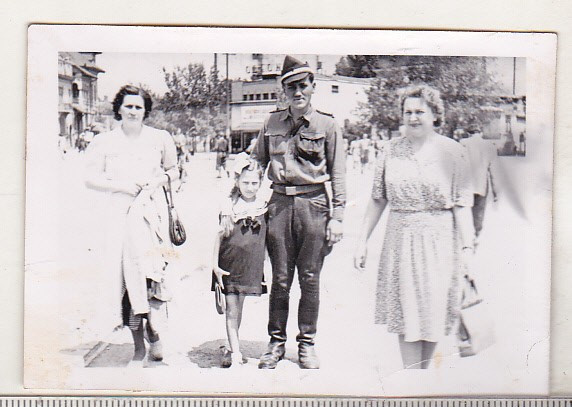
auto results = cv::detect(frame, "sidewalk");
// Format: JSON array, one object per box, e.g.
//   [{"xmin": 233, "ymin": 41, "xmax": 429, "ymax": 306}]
[{"xmin": 25, "ymin": 152, "xmax": 550, "ymax": 394}]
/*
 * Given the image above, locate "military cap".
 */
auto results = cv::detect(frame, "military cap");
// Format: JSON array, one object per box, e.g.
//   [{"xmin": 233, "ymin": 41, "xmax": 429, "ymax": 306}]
[{"xmin": 280, "ymin": 55, "xmax": 314, "ymax": 85}]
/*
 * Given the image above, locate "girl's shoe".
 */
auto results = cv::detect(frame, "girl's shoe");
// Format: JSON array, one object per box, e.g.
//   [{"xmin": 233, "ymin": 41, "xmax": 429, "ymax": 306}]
[{"xmin": 220, "ymin": 346, "xmax": 232, "ymax": 368}]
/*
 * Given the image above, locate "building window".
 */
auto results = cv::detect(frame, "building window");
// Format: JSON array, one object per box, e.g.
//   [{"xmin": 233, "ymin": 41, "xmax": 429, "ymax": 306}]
[
  {"xmin": 256, "ymin": 94, "xmax": 261, "ymax": 100},
  {"xmin": 263, "ymin": 93, "xmax": 269, "ymax": 100},
  {"xmin": 248, "ymin": 94, "xmax": 254, "ymax": 101},
  {"xmin": 59, "ymin": 87, "xmax": 64, "ymax": 97},
  {"xmin": 332, "ymin": 85, "xmax": 339, "ymax": 93},
  {"xmin": 271, "ymin": 93, "xmax": 277, "ymax": 100},
  {"xmin": 243, "ymin": 95, "xmax": 248, "ymax": 101}
]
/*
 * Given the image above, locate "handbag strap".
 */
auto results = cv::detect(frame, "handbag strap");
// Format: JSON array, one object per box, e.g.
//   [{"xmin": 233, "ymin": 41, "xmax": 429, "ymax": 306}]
[{"xmin": 163, "ymin": 173, "xmax": 174, "ymax": 209}]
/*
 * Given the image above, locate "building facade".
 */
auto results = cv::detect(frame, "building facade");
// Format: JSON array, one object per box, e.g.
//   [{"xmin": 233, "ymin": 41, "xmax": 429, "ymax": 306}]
[
  {"xmin": 58, "ymin": 52, "xmax": 104, "ymax": 147},
  {"xmin": 228, "ymin": 54, "xmax": 372, "ymax": 152}
]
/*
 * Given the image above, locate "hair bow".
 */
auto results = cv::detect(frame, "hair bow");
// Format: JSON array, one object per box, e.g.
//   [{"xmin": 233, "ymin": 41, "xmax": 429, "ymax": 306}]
[{"xmin": 233, "ymin": 152, "xmax": 252, "ymax": 176}]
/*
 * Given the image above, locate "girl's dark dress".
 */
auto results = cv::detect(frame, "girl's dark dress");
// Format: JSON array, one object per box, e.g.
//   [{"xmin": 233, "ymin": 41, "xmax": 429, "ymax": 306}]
[{"xmin": 212, "ymin": 211, "xmax": 267, "ymax": 296}]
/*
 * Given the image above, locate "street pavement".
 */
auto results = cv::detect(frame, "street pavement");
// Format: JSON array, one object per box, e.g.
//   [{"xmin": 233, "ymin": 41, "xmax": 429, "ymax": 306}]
[{"xmin": 24, "ymin": 149, "xmax": 550, "ymax": 394}]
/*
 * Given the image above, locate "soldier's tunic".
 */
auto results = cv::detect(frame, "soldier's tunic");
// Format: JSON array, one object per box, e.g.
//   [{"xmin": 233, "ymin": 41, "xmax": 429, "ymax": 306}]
[{"xmin": 251, "ymin": 106, "xmax": 346, "ymax": 345}]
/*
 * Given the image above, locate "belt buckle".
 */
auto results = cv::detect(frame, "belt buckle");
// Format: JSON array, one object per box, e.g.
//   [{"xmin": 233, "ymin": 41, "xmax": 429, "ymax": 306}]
[{"xmin": 285, "ymin": 186, "xmax": 297, "ymax": 195}]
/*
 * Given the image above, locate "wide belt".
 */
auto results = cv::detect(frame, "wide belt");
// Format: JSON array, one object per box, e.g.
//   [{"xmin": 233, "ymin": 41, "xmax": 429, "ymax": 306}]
[{"xmin": 271, "ymin": 183, "xmax": 324, "ymax": 196}]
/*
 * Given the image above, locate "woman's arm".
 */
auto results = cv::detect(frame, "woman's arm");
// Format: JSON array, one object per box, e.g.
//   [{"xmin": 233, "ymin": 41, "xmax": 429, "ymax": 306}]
[
  {"xmin": 353, "ymin": 197, "xmax": 388, "ymax": 270},
  {"xmin": 453, "ymin": 205, "xmax": 475, "ymax": 249}
]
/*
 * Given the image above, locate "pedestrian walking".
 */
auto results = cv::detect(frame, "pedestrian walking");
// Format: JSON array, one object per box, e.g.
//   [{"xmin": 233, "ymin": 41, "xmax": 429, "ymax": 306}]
[
  {"xmin": 214, "ymin": 133, "xmax": 230, "ymax": 178},
  {"xmin": 250, "ymin": 55, "xmax": 346, "ymax": 370},
  {"xmin": 84, "ymin": 85, "xmax": 179, "ymax": 366},
  {"xmin": 358, "ymin": 133, "xmax": 372, "ymax": 173},
  {"xmin": 354, "ymin": 84, "xmax": 474, "ymax": 369},
  {"xmin": 211, "ymin": 153, "xmax": 268, "ymax": 368},
  {"xmin": 519, "ymin": 131, "xmax": 526, "ymax": 156},
  {"xmin": 460, "ymin": 122, "xmax": 499, "ymax": 246}
]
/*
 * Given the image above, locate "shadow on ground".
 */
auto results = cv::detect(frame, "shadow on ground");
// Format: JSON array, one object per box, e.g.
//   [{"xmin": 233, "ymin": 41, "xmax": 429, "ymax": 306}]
[{"xmin": 187, "ymin": 339, "xmax": 299, "ymax": 368}]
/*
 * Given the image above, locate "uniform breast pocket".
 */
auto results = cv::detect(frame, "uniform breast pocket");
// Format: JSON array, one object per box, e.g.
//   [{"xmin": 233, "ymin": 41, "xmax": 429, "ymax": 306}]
[
  {"xmin": 296, "ymin": 131, "xmax": 326, "ymax": 161},
  {"xmin": 266, "ymin": 133, "xmax": 288, "ymax": 156}
]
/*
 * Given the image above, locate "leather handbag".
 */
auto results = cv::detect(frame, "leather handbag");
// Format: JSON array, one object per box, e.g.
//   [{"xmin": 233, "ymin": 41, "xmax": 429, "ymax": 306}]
[
  {"xmin": 457, "ymin": 275, "xmax": 496, "ymax": 357},
  {"xmin": 214, "ymin": 281, "xmax": 226, "ymax": 315},
  {"xmin": 163, "ymin": 174, "xmax": 186, "ymax": 246}
]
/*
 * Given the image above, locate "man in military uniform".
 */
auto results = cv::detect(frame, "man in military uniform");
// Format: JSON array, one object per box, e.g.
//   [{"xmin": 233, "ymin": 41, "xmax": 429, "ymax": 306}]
[{"xmin": 251, "ymin": 55, "xmax": 346, "ymax": 369}]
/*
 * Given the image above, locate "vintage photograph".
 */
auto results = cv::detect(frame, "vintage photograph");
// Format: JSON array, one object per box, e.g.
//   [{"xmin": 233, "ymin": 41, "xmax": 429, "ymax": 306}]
[{"xmin": 25, "ymin": 27, "xmax": 554, "ymax": 394}]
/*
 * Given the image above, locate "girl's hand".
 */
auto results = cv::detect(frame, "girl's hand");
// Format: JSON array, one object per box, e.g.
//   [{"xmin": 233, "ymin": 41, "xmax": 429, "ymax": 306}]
[
  {"xmin": 213, "ymin": 266, "xmax": 230, "ymax": 289},
  {"xmin": 353, "ymin": 240, "xmax": 368, "ymax": 271}
]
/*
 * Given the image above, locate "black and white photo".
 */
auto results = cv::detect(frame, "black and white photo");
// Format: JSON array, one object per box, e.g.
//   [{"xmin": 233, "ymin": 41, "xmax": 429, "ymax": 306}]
[{"xmin": 25, "ymin": 26, "xmax": 555, "ymax": 395}]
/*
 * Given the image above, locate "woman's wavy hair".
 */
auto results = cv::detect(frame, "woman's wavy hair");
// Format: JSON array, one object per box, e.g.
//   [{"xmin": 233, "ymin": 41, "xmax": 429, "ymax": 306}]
[
  {"xmin": 219, "ymin": 160, "xmax": 265, "ymax": 238},
  {"xmin": 112, "ymin": 85, "xmax": 153, "ymax": 121},
  {"xmin": 398, "ymin": 84, "xmax": 445, "ymax": 128}
]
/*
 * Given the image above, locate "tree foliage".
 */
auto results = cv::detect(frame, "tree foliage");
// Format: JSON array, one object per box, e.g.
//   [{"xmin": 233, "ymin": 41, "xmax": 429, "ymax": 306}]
[
  {"xmin": 340, "ymin": 56, "xmax": 504, "ymax": 137},
  {"xmin": 335, "ymin": 56, "xmax": 378, "ymax": 78},
  {"xmin": 145, "ymin": 62, "xmax": 230, "ymax": 138}
]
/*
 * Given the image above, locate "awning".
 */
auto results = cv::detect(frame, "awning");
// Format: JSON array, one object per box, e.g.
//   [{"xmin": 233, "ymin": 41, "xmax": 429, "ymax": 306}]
[{"xmin": 232, "ymin": 123, "xmax": 263, "ymax": 132}]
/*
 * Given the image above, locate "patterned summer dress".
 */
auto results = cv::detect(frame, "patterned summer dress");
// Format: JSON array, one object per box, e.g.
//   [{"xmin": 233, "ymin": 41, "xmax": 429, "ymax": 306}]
[{"xmin": 372, "ymin": 135, "xmax": 473, "ymax": 342}]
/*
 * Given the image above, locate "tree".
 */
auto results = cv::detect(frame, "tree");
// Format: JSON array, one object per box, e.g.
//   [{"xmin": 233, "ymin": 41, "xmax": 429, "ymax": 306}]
[
  {"xmin": 335, "ymin": 56, "xmax": 378, "ymax": 78},
  {"xmin": 149, "ymin": 62, "xmax": 230, "ymax": 137},
  {"xmin": 344, "ymin": 56, "xmax": 503, "ymax": 137}
]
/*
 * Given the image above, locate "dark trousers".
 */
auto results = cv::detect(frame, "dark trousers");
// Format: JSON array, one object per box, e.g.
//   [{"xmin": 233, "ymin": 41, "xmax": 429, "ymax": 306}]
[
  {"xmin": 472, "ymin": 193, "xmax": 488, "ymax": 237},
  {"xmin": 266, "ymin": 190, "xmax": 331, "ymax": 346}
]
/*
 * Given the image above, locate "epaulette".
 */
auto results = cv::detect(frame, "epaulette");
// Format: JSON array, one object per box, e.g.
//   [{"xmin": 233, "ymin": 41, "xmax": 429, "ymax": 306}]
[
  {"xmin": 316, "ymin": 110, "xmax": 334, "ymax": 118},
  {"xmin": 270, "ymin": 108, "xmax": 288, "ymax": 113}
]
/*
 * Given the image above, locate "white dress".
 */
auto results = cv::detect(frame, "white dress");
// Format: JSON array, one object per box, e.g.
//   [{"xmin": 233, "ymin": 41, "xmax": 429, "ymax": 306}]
[{"xmin": 85, "ymin": 125, "xmax": 177, "ymax": 331}]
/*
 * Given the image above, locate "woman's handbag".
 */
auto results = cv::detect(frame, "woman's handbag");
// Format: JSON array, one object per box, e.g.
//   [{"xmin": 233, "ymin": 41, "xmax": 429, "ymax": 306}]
[
  {"xmin": 214, "ymin": 281, "xmax": 226, "ymax": 315},
  {"xmin": 163, "ymin": 174, "xmax": 187, "ymax": 246},
  {"xmin": 457, "ymin": 274, "xmax": 496, "ymax": 357}
]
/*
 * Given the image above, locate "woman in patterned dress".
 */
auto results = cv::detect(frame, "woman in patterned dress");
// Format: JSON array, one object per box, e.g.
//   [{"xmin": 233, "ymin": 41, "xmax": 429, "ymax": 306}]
[
  {"xmin": 354, "ymin": 85, "xmax": 475, "ymax": 369},
  {"xmin": 85, "ymin": 85, "xmax": 179, "ymax": 365}
]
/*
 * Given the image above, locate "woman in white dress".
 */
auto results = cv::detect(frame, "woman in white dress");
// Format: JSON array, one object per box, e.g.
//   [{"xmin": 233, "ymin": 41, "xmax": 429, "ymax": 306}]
[
  {"xmin": 354, "ymin": 84, "xmax": 475, "ymax": 369},
  {"xmin": 85, "ymin": 85, "xmax": 179, "ymax": 365}
]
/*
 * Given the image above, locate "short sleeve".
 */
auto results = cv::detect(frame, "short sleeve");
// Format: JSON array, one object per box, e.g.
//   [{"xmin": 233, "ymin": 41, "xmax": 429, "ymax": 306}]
[
  {"xmin": 84, "ymin": 132, "xmax": 108, "ymax": 176},
  {"xmin": 161, "ymin": 130, "xmax": 178, "ymax": 171},
  {"xmin": 371, "ymin": 145, "xmax": 388, "ymax": 201},
  {"xmin": 452, "ymin": 148, "xmax": 474, "ymax": 207}
]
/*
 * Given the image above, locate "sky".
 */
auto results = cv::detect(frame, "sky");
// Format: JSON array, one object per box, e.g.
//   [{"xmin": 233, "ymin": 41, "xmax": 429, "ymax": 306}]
[{"xmin": 95, "ymin": 53, "xmax": 525, "ymax": 100}]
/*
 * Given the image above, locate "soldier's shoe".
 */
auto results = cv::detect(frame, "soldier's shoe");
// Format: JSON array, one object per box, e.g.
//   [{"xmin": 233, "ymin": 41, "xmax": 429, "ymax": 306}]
[
  {"xmin": 298, "ymin": 344, "xmax": 320, "ymax": 369},
  {"xmin": 258, "ymin": 342, "xmax": 285, "ymax": 369}
]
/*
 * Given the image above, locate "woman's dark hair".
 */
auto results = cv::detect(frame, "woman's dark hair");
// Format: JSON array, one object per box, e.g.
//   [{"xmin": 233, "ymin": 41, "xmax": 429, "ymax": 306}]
[
  {"xmin": 398, "ymin": 84, "xmax": 445, "ymax": 128},
  {"xmin": 112, "ymin": 85, "xmax": 153, "ymax": 121}
]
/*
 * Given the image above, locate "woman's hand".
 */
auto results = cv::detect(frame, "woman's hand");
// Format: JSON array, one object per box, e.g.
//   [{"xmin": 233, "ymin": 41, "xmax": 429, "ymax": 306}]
[
  {"xmin": 139, "ymin": 174, "xmax": 168, "ymax": 193},
  {"xmin": 213, "ymin": 266, "xmax": 230, "ymax": 289},
  {"xmin": 460, "ymin": 246, "xmax": 475, "ymax": 277},
  {"xmin": 353, "ymin": 240, "xmax": 368, "ymax": 271},
  {"xmin": 116, "ymin": 181, "xmax": 142, "ymax": 197}
]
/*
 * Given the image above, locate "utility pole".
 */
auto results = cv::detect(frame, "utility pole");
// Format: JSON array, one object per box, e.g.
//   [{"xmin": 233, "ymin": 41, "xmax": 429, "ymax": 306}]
[{"xmin": 226, "ymin": 53, "xmax": 230, "ymax": 138}]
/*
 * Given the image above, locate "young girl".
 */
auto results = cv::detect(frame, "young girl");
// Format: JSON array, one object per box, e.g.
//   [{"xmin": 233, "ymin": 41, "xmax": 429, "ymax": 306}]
[{"xmin": 212, "ymin": 153, "xmax": 267, "ymax": 368}]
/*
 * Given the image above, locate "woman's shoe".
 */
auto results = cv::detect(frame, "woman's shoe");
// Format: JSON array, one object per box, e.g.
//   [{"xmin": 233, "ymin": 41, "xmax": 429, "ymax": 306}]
[
  {"xmin": 148, "ymin": 340, "xmax": 163, "ymax": 361},
  {"xmin": 230, "ymin": 352, "xmax": 245, "ymax": 368}
]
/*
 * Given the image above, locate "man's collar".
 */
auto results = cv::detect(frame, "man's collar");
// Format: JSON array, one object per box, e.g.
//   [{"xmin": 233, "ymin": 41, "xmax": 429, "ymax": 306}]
[{"xmin": 279, "ymin": 105, "xmax": 315, "ymax": 122}]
